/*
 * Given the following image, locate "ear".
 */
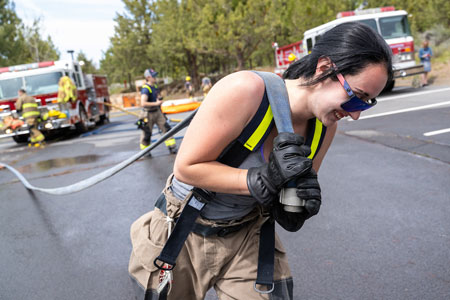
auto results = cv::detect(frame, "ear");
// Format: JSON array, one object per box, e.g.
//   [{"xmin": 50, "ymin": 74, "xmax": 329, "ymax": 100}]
[{"xmin": 315, "ymin": 56, "xmax": 333, "ymax": 75}]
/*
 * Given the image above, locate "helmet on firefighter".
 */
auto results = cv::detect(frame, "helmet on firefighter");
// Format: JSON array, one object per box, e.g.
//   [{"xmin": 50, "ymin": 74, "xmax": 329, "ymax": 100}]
[{"xmin": 288, "ymin": 53, "xmax": 297, "ymax": 62}]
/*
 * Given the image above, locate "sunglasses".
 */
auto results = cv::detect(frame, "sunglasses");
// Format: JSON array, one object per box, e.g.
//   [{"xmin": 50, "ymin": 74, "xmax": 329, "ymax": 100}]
[{"xmin": 336, "ymin": 73, "xmax": 377, "ymax": 112}]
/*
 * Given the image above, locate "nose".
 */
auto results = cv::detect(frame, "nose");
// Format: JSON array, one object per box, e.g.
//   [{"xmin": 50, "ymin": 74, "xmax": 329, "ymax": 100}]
[{"xmin": 348, "ymin": 111, "xmax": 361, "ymax": 120}]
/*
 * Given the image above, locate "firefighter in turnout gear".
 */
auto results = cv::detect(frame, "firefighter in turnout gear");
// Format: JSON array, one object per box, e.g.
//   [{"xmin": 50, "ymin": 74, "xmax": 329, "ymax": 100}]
[
  {"xmin": 139, "ymin": 68, "xmax": 177, "ymax": 155},
  {"xmin": 15, "ymin": 89, "xmax": 45, "ymax": 146}
]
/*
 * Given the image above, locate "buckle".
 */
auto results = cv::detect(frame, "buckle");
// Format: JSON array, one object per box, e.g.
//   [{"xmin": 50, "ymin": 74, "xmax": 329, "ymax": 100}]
[
  {"xmin": 254, "ymin": 282, "xmax": 275, "ymax": 294},
  {"xmin": 153, "ymin": 258, "xmax": 175, "ymax": 271},
  {"xmin": 191, "ymin": 188, "xmax": 213, "ymax": 204}
]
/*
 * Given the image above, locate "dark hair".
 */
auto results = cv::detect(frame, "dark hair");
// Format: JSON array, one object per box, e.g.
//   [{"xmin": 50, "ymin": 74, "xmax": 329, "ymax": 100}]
[
  {"xmin": 283, "ymin": 22, "xmax": 393, "ymax": 85},
  {"xmin": 19, "ymin": 88, "xmax": 26, "ymax": 93}
]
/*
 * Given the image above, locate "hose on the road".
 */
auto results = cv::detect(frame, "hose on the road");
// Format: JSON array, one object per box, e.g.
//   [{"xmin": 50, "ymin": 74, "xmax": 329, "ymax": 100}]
[{"xmin": 0, "ymin": 110, "xmax": 197, "ymax": 195}]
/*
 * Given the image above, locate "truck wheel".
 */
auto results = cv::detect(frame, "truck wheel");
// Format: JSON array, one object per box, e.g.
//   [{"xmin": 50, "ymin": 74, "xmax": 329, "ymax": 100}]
[
  {"xmin": 383, "ymin": 80, "xmax": 395, "ymax": 93},
  {"xmin": 75, "ymin": 106, "xmax": 89, "ymax": 133},
  {"xmin": 12, "ymin": 134, "xmax": 29, "ymax": 144}
]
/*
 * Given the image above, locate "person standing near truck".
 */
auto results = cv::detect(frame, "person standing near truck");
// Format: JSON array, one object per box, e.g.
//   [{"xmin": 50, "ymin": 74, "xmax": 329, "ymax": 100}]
[
  {"xmin": 139, "ymin": 68, "xmax": 177, "ymax": 155},
  {"xmin": 419, "ymin": 40, "xmax": 433, "ymax": 87},
  {"xmin": 15, "ymin": 89, "xmax": 45, "ymax": 146}
]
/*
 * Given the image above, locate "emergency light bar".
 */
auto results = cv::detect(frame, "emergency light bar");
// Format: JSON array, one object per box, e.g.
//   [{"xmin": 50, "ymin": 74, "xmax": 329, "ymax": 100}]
[
  {"xmin": 337, "ymin": 6, "xmax": 395, "ymax": 18},
  {"xmin": 0, "ymin": 61, "xmax": 55, "ymax": 74}
]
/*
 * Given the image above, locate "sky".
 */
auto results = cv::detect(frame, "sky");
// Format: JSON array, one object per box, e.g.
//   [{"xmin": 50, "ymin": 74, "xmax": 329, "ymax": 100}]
[{"xmin": 14, "ymin": 0, "xmax": 126, "ymax": 66}]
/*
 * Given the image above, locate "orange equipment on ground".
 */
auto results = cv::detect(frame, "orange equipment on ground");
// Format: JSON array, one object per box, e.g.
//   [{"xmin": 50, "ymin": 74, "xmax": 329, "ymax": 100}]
[{"xmin": 161, "ymin": 100, "xmax": 201, "ymax": 114}]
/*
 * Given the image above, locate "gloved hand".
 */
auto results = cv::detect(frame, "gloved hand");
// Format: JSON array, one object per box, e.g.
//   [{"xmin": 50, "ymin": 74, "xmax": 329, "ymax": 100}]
[
  {"xmin": 296, "ymin": 169, "xmax": 321, "ymax": 218},
  {"xmin": 247, "ymin": 132, "xmax": 312, "ymax": 206}
]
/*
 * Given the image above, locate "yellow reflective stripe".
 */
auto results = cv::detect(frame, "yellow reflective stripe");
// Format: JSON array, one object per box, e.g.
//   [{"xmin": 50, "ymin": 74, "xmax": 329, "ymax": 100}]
[
  {"xmin": 308, "ymin": 118, "xmax": 323, "ymax": 159},
  {"xmin": 143, "ymin": 85, "xmax": 152, "ymax": 93},
  {"xmin": 244, "ymin": 105, "xmax": 273, "ymax": 151},
  {"xmin": 31, "ymin": 134, "xmax": 44, "ymax": 143},
  {"xmin": 140, "ymin": 143, "xmax": 150, "ymax": 150},
  {"xmin": 23, "ymin": 111, "xmax": 40, "ymax": 118},
  {"xmin": 164, "ymin": 138, "xmax": 176, "ymax": 146},
  {"xmin": 23, "ymin": 103, "xmax": 38, "ymax": 108}
]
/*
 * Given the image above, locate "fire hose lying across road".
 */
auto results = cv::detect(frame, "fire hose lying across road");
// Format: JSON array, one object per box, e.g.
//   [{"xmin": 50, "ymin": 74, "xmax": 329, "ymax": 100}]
[{"xmin": 0, "ymin": 109, "xmax": 197, "ymax": 195}]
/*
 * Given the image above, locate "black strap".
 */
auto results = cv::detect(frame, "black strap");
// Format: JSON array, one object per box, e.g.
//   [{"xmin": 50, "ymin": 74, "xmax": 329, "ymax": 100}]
[
  {"xmin": 217, "ymin": 90, "xmax": 273, "ymax": 168},
  {"xmin": 254, "ymin": 219, "xmax": 275, "ymax": 293},
  {"xmin": 153, "ymin": 188, "xmax": 212, "ymax": 270}
]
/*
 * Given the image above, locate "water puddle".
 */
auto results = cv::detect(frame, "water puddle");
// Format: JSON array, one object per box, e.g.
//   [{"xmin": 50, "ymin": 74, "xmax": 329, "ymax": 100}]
[{"xmin": 17, "ymin": 155, "xmax": 104, "ymax": 173}]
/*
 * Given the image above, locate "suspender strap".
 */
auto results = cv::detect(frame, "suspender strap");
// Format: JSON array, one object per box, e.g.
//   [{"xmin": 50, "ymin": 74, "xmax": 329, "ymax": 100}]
[
  {"xmin": 254, "ymin": 219, "xmax": 275, "ymax": 294},
  {"xmin": 252, "ymin": 71, "xmax": 293, "ymax": 133},
  {"xmin": 153, "ymin": 188, "xmax": 212, "ymax": 270},
  {"xmin": 305, "ymin": 117, "xmax": 327, "ymax": 160},
  {"xmin": 217, "ymin": 91, "xmax": 274, "ymax": 168},
  {"xmin": 251, "ymin": 71, "xmax": 292, "ymax": 292}
]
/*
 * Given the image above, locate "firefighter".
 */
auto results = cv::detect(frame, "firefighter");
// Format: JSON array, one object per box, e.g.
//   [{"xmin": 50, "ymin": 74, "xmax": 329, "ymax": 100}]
[
  {"xmin": 139, "ymin": 68, "xmax": 177, "ymax": 155},
  {"xmin": 129, "ymin": 22, "xmax": 393, "ymax": 299},
  {"xmin": 185, "ymin": 76, "xmax": 194, "ymax": 99},
  {"xmin": 15, "ymin": 89, "xmax": 45, "ymax": 146}
]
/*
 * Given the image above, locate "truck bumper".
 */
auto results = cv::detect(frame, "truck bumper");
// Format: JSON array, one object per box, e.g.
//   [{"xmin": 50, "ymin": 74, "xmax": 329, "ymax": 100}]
[
  {"xmin": 0, "ymin": 118, "xmax": 73, "ymax": 139},
  {"xmin": 394, "ymin": 64, "xmax": 425, "ymax": 78}
]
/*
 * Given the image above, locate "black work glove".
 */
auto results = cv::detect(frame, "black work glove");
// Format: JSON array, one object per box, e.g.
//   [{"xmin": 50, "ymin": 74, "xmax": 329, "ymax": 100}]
[
  {"xmin": 296, "ymin": 169, "xmax": 321, "ymax": 218},
  {"xmin": 247, "ymin": 132, "xmax": 312, "ymax": 206}
]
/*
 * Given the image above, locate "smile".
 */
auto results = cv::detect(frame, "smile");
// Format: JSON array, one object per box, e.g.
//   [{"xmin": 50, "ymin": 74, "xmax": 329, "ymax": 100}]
[{"xmin": 334, "ymin": 110, "xmax": 345, "ymax": 120}]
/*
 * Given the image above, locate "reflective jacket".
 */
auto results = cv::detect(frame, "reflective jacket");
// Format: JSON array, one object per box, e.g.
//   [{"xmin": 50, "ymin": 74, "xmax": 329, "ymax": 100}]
[
  {"xmin": 15, "ymin": 94, "xmax": 40, "ymax": 120},
  {"xmin": 57, "ymin": 76, "xmax": 77, "ymax": 103}
]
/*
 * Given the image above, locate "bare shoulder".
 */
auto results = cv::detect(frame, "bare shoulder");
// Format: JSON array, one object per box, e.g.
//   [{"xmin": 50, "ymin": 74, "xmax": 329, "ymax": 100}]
[
  {"xmin": 211, "ymin": 71, "xmax": 265, "ymax": 103},
  {"xmin": 199, "ymin": 71, "xmax": 266, "ymax": 126}
]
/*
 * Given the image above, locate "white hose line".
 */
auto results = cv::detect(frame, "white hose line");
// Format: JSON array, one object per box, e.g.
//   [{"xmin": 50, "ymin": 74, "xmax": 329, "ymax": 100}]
[{"xmin": 0, "ymin": 110, "xmax": 197, "ymax": 195}]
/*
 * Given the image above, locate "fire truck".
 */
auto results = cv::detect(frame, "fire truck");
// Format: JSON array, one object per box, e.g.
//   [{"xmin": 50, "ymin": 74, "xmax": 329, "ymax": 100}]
[
  {"xmin": 273, "ymin": 6, "xmax": 424, "ymax": 91},
  {"xmin": 0, "ymin": 60, "xmax": 110, "ymax": 143},
  {"xmin": 273, "ymin": 40, "xmax": 304, "ymax": 77}
]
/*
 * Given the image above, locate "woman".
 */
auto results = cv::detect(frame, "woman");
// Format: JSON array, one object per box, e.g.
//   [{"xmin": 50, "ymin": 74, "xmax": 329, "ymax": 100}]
[{"xmin": 129, "ymin": 22, "xmax": 393, "ymax": 299}]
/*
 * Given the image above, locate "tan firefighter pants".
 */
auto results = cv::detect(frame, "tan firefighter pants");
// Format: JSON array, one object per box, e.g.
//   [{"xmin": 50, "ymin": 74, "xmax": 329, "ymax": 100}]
[
  {"xmin": 139, "ymin": 109, "xmax": 176, "ymax": 151},
  {"xmin": 26, "ymin": 117, "xmax": 44, "ymax": 143},
  {"xmin": 129, "ymin": 175, "xmax": 293, "ymax": 299}
]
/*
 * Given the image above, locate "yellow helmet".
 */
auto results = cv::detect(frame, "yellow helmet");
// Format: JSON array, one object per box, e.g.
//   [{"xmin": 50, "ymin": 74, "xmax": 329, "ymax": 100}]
[
  {"xmin": 186, "ymin": 76, "xmax": 191, "ymax": 81},
  {"xmin": 288, "ymin": 53, "xmax": 297, "ymax": 62}
]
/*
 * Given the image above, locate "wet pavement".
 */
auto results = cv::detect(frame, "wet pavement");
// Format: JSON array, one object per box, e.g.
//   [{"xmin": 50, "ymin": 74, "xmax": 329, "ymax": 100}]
[{"xmin": 1, "ymin": 85, "xmax": 449, "ymax": 300}]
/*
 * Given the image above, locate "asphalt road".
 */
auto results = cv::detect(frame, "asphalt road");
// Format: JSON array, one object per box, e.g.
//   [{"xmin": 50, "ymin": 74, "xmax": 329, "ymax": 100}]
[{"xmin": 1, "ymin": 84, "xmax": 449, "ymax": 300}]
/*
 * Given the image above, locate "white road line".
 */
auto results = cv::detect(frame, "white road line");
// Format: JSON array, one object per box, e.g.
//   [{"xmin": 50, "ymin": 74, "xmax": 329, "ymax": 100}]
[
  {"xmin": 424, "ymin": 128, "xmax": 450, "ymax": 136},
  {"xmin": 377, "ymin": 87, "xmax": 450, "ymax": 102},
  {"xmin": 349, "ymin": 101, "xmax": 450, "ymax": 121}
]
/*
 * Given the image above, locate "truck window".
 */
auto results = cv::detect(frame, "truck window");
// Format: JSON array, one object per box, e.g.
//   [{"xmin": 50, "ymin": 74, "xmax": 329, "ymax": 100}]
[
  {"xmin": 75, "ymin": 72, "xmax": 82, "ymax": 88},
  {"xmin": 24, "ymin": 72, "xmax": 62, "ymax": 96},
  {"xmin": 306, "ymin": 38, "xmax": 313, "ymax": 53},
  {"xmin": 379, "ymin": 15, "xmax": 411, "ymax": 39},
  {"xmin": 358, "ymin": 19, "xmax": 378, "ymax": 33},
  {"xmin": 70, "ymin": 72, "xmax": 79, "ymax": 87},
  {"xmin": 0, "ymin": 77, "xmax": 24, "ymax": 100}
]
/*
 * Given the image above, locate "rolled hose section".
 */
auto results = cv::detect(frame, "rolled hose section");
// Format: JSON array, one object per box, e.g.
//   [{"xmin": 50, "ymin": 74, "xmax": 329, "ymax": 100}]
[{"xmin": 0, "ymin": 110, "xmax": 197, "ymax": 196}]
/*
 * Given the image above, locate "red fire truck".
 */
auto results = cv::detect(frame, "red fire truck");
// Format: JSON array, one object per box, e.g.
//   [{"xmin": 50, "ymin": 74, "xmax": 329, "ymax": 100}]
[
  {"xmin": 273, "ymin": 6, "xmax": 424, "ymax": 91},
  {"xmin": 273, "ymin": 41, "xmax": 304, "ymax": 77},
  {"xmin": 0, "ymin": 60, "xmax": 110, "ymax": 143}
]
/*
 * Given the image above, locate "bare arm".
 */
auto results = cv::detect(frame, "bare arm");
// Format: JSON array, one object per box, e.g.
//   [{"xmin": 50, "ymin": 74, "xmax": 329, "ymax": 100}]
[
  {"xmin": 140, "ymin": 94, "xmax": 162, "ymax": 108},
  {"xmin": 174, "ymin": 71, "xmax": 265, "ymax": 195}
]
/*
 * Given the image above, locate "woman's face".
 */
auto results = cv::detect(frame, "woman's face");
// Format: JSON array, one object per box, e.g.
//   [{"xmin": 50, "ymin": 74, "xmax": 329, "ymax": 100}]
[{"xmin": 317, "ymin": 63, "xmax": 388, "ymax": 127}]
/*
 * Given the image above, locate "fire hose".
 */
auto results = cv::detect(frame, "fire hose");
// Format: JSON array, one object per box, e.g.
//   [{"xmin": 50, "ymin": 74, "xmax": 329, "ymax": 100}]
[
  {"xmin": 0, "ymin": 109, "xmax": 197, "ymax": 195},
  {"xmin": 103, "ymin": 102, "xmax": 182, "ymax": 123}
]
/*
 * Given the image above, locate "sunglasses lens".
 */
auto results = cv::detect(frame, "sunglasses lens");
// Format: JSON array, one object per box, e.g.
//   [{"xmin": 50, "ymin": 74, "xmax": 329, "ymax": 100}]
[{"xmin": 341, "ymin": 96, "xmax": 375, "ymax": 112}]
